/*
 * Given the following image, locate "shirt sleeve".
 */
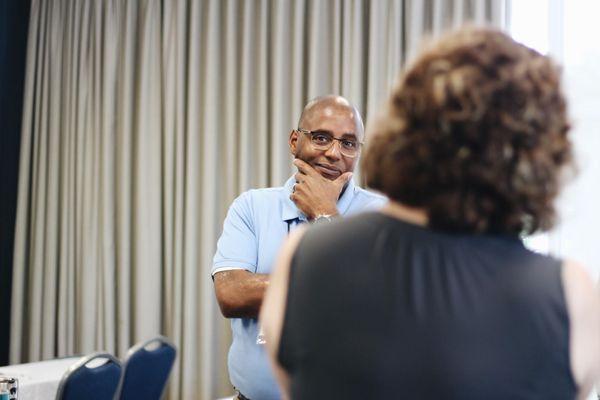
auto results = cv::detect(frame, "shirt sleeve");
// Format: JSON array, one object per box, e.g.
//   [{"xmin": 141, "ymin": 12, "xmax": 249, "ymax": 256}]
[
  {"xmin": 367, "ymin": 195, "xmax": 388, "ymax": 210},
  {"xmin": 212, "ymin": 191, "xmax": 258, "ymax": 276}
]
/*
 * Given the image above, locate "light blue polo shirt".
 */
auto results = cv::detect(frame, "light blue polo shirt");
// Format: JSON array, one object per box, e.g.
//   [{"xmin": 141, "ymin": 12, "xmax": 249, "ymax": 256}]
[{"xmin": 212, "ymin": 176, "xmax": 386, "ymax": 400}]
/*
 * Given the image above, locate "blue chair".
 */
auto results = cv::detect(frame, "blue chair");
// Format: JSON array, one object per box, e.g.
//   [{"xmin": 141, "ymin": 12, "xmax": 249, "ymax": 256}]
[
  {"xmin": 55, "ymin": 352, "xmax": 122, "ymax": 400},
  {"xmin": 115, "ymin": 336, "xmax": 177, "ymax": 400}
]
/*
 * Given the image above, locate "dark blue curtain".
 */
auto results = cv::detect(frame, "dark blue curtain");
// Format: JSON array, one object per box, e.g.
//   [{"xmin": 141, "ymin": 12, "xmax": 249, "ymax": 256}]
[{"xmin": 0, "ymin": 0, "xmax": 31, "ymax": 365}]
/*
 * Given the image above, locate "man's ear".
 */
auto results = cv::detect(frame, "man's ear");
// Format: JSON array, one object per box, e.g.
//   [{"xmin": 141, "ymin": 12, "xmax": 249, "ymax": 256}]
[{"xmin": 289, "ymin": 130, "xmax": 298, "ymax": 155}]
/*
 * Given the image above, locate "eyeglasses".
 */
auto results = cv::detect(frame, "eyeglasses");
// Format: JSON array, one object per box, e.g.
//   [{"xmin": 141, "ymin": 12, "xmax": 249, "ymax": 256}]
[{"xmin": 297, "ymin": 128, "xmax": 363, "ymax": 158}]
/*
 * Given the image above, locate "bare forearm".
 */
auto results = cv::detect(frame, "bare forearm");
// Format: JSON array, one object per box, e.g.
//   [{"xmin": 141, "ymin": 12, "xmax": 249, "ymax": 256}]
[{"xmin": 214, "ymin": 270, "xmax": 270, "ymax": 318}]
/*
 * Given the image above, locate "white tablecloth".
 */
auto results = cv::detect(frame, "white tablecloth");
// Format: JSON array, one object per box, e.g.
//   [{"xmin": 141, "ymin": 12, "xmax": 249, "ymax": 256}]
[
  {"xmin": 0, "ymin": 357, "xmax": 81, "ymax": 400},
  {"xmin": 2, "ymin": 359, "xmax": 597, "ymax": 400}
]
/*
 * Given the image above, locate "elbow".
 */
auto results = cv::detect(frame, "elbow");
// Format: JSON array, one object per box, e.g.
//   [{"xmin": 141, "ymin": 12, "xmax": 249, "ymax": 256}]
[
  {"xmin": 217, "ymin": 298, "xmax": 238, "ymax": 318},
  {"xmin": 215, "ymin": 288, "xmax": 241, "ymax": 318},
  {"xmin": 213, "ymin": 270, "xmax": 262, "ymax": 319},
  {"xmin": 216, "ymin": 291, "xmax": 258, "ymax": 319}
]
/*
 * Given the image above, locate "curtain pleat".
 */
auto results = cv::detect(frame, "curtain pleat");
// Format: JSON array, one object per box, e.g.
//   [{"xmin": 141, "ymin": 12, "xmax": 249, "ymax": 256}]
[{"xmin": 11, "ymin": 1, "xmax": 505, "ymax": 398}]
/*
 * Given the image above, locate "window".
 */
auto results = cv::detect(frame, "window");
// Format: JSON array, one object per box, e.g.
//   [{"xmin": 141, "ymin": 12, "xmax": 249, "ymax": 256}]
[{"xmin": 509, "ymin": 0, "xmax": 600, "ymax": 281}]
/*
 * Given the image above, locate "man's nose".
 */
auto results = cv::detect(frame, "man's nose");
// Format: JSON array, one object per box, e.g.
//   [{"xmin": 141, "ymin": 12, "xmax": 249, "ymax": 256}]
[{"xmin": 324, "ymin": 141, "xmax": 342, "ymax": 160}]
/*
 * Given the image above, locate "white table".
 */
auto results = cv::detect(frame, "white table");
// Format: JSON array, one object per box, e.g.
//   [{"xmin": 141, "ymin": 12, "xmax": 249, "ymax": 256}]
[{"xmin": 0, "ymin": 357, "xmax": 81, "ymax": 400}]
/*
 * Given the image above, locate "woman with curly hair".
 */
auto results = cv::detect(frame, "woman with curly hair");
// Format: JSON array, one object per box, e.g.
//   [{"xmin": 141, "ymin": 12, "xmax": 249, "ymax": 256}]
[{"xmin": 261, "ymin": 27, "xmax": 600, "ymax": 399}]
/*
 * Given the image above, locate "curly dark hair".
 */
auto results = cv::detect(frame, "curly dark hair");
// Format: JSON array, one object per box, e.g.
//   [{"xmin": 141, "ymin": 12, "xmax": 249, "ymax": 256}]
[{"xmin": 362, "ymin": 27, "xmax": 573, "ymax": 235}]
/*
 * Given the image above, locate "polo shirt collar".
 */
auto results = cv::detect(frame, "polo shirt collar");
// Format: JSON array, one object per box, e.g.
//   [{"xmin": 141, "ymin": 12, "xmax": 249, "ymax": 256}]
[{"xmin": 281, "ymin": 175, "xmax": 356, "ymax": 222}]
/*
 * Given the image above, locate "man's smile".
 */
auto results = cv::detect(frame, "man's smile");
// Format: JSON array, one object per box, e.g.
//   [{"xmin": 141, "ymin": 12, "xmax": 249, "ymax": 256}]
[{"xmin": 314, "ymin": 163, "xmax": 341, "ymax": 178}]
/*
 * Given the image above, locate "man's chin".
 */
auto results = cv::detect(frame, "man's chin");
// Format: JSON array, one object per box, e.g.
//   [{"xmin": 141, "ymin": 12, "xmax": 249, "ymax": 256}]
[
  {"xmin": 313, "ymin": 164, "xmax": 342, "ymax": 180},
  {"xmin": 316, "ymin": 170, "xmax": 340, "ymax": 181},
  {"xmin": 321, "ymin": 173, "xmax": 337, "ymax": 181}
]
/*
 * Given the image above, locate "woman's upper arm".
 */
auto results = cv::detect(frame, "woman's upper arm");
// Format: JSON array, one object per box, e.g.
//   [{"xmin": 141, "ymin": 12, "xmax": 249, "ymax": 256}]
[
  {"xmin": 260, "ymin": 226, "xmax": 307, "ymax": 399},
  {"xmin": 562, "ymin": 259, "xmax": 600, "ymax": 398}
]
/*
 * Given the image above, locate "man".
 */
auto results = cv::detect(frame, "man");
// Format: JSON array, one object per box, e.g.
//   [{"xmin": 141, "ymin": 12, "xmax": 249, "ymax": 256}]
[{"xmin": 212, "ymin": 95, "xmax": 386, "ymax": 400}]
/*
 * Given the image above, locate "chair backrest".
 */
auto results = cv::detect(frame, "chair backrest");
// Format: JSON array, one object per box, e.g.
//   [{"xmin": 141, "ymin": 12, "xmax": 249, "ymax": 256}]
[
  {"xmin": 115, "ymin": 336, "xmax": 177, "ymax": 400},
  {"xmin": 55, "ymin": 353, "xmax": 122, "ymax": 400}
]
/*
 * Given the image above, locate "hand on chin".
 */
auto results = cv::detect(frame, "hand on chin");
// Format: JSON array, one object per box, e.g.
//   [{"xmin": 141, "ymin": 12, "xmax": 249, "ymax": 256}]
[{"xmin": 291, "ymin": 159, "xmax": 352, "ymax": 219}]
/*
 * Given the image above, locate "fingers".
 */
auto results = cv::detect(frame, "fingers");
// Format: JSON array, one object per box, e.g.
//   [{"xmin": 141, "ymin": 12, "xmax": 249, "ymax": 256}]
[
  {"xmin": 289, "ymin": 190, "xmax": 303, "ymax": 203},
  {"xmin": 293, "ymin": 159, "xmax": 317, "ymax": 176},
  {"xmin": 290, "ymin": 181, "xmax": 302, "ymax": 199},
  {"xmin": 292, "ymin": 180, "xmax": 305, "ymax": 195},
  {"xmin": 335, "ymin": 172, "xmax": 353, "ymax": 186},
  {"xmin": 290, "ymin": 180, "xmax": 307, "ymax": 202}
]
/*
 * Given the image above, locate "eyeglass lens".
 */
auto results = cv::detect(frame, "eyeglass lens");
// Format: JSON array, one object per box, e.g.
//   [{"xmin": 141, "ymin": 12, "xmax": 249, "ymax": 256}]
[{"xmin": 309, "ymin": 131, "xmax": 358, "ymax": 156}]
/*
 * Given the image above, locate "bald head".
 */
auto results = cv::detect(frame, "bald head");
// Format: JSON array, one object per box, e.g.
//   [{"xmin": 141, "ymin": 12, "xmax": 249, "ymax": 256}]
[
  {"xmin": 297, "ymin": 95, "xmax": 364, "ymax": 140},
  {"xmin": 290, "ymin": 95, "xmax": 364, "ymax": 179}
]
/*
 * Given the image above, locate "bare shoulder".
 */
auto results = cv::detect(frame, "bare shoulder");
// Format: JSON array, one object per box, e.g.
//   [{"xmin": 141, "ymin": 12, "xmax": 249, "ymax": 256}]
[
  {"xmin": 261, "ymin": 226, "xmax": 308, "ymax": 346},
  {"xmin": 259, "ymin": 226, "xmax": 308, "ymax": 399},
  {"xmin": 261, "ymin": 227, "xmax": 307, "ymax": 346},
  {"xmin": 561, "ymin": 259, "xmax": 600, "ymax": 396},
  {"xmin": 562, "ymin": 259, "xmax": 599, "ymax": 312}
]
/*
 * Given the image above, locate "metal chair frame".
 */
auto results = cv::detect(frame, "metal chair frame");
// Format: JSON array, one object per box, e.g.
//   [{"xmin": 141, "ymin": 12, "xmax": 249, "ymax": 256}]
[
  {"xmin": 114, "ymin": 336, "xmax": 176, "ymax": 400},
  {"xmin": 55, "ymin": 352, "xmax": 121, "ymax": 400}
]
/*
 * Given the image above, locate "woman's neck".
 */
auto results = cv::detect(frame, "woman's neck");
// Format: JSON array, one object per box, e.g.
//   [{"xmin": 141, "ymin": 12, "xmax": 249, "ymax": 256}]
[{"xmin": 381, "ymin": 201, "xmax": 428, "ymax": 227}]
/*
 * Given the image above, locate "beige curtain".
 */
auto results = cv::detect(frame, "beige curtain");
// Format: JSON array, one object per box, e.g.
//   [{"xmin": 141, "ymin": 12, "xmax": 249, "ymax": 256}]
[{"xmin": 11, "ymin": 0, "xmax": 505, "ymax": 399}]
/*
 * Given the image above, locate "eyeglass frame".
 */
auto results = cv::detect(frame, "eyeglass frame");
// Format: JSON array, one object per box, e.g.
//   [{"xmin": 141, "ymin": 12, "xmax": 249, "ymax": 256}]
[{"xmin": 296, "ymin": 127, "xmax": 363, "ymax": 158}]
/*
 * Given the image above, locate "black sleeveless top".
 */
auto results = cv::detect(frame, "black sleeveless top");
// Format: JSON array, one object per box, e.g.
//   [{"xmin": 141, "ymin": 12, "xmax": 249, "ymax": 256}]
[{"xmin": 278, "ymin": 212, "xmax": 576, "ymax": 399}]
